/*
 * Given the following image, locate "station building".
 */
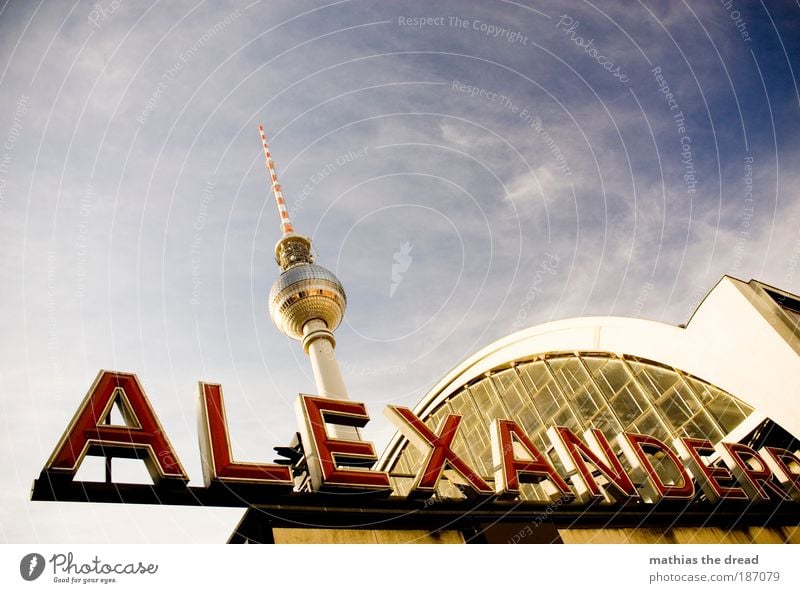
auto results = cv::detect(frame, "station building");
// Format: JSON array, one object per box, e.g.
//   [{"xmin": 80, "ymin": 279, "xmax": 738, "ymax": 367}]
[{"xmin": 238, "ymin": 276, "xmax": 800, "ymax": 544}]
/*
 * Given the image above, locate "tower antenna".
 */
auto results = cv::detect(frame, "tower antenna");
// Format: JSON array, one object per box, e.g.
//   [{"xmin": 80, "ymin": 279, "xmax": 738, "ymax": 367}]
[
  {"xmin": 259, "ymin": 124, "xmax": 294, "ymax": 237},
  {"xmin": 258, "ymin": 125, "xmax": 313, "ymax": 270}
]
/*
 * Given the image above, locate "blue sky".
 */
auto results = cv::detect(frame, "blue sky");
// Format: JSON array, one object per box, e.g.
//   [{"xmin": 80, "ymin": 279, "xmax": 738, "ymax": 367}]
[{"xmin": 1, "ymin": 0, "xmax": 799, "ymax": 542}]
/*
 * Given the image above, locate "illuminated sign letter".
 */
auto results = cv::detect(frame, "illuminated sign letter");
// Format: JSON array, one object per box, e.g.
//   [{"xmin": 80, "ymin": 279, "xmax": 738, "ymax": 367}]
[
  {"xmin": 717, "ymin": 442, "xmax": 791, "ymax": 502},
  {"xmin": 385, "ymin": 406, "xmax": 493, "ymax": 496},
  {"xmin": 673, "ymin": 438, "xmax": 748, "ymax": 502},
  {"xmin": 297, "ymin": 395, "xmax": 390, "ymax": 492},
  {"xmin": 197, "ymin": 383, "xmax": 293, "ymax": 489},
  {"xmin": 760, "ymin": 447, "xmax": 800, "ymax": 501},
  {"xmin": 490, "ymin": 419, "xmax": 571, "ymax": 499},
  {"xmin": 546, "ymin": 426, "xmax": 637, "ymax": 502},
  {"xmin": 617, "ymin": 432, "xmax": 694, "ymax": 501},
  {"xmin": 44, "ymin": 370, "xmax": 188, "ymax": 484}
]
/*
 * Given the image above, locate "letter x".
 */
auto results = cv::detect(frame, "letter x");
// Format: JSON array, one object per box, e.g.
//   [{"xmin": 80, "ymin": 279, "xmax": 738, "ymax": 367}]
[{"xmin": 386, "ymin": 406, "xmax": 493, "ymax": 496}]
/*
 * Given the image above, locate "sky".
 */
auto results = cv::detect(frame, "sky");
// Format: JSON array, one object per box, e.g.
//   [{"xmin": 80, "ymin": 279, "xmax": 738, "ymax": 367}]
[{"xmin": 1, "ymin": 0, "xmax": 799, "ymax": 543}]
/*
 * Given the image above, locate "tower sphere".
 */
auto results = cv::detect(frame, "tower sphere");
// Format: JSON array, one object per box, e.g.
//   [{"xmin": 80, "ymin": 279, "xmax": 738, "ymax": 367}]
[{"xmin": 269, "ymin": 263, "xmax": 347, "ymax": 341}]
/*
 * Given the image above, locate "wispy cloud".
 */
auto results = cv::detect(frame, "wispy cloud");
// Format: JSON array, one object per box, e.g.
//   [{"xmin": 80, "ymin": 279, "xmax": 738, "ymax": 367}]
[{"xmin": 0, "ymin": 0, "xmax": 798, "ymax": 542}]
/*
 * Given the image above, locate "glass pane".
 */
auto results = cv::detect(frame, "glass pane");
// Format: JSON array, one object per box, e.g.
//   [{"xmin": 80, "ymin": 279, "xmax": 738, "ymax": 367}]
[
  {"xmin": 686, "ymin": 377, "xmax": 715, "ymax": 405},
  {"xmin": 470, "ymin": 379, "xmax": 507, "ymax": 429},
  {"xmin": 633, "ymin": 411, "xmax": 670, "ymax": 441},
  {"xmin": 588, "ymin": 405, "xmax": 622, "ymax": 437},
  {"xmin": 388, "ymin": 476, "xmax": 413, "ymax": 497},
  {"xmin": 572, "ymin": 384, "xmax": 600, "ymax": 421},
  {"xmin": 706, "ymin": 395, "xmax": 748, "ymax": 434},
  {"xmin": 705, "ymin": 382, "xmax": 754, "ymax": 415},
  {"xmin": 448, "ymin": 394, "xmax": 480, "ymax": 432},
  {"xmin": 490, "ymin": 370, "xmax": 528, "ymax": 418},
  {"xmin": 633, "ymin": 364, "xmax": 680, "ymax": 401},
  {"xmin": 531, "ymin": 429, "xmax": 551, "ymax": 455},
  {"xmin": 682, "ymin": 411, "xmax": 723, "ymax": 441},
  {"xmin": 399, "ymin": 443, "xmax": 423, "ymax": 475},
  {"xmin": 496, "ymin": 368, "xmax": 544, "ymax": 433},
  {"xmin": 492, "ymin": 368, "xmax": 516, "ymax": 392},
  {"xmin": 531, "ymin": 382, "xmax": 563, "ymax": 422},
  {"xmin": 553, "ymin": 406, "xmax": 580, "ymax": 432},
  {"xmin": 426, "ymin": 406, "xmax": 446, "ymax": 430},
  {"xmin": 448, "ymin": 393, "xmax": 489, "ymax": 475},
  {"xmin": 548, "ymin": 357, "xmax": 590, "ymax": 394},
  {"xmin": 518, "ymin": 361, "xmax": 551, "ymax": 391},
  {"xmin": 647, "ymin": 452, "xmax": 684, "ymax": 487},
  {"xmin": 516, "ymin": 406, "xmax": 542, "ymax": 435},
  {"xmin": 656, "ymin": 389, "xmax": 693, "ymax": 428},
  {"xmin": 391, "ymin": 448, "xmax": 410, "ymax": 474},
  {"xmin": 610, "ymin": 387, "xmax": 644, "ymax": 426},
  {"xmin": 584, "ymin": 357, "xmax": 631, "ymax": 396},
  {"xmin": 676, "ymin": 381, "xmax": 702, "ymax": 414}
]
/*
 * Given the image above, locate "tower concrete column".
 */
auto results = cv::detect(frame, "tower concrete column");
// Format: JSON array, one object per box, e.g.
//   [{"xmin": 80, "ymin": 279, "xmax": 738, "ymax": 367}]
[
  {"xmin": 302, "ymin": 319, "xmax": 347, "ymax": 398},
  {"xmin": 302, "ymin": 319, "xmax": 359, "ymax": 440}
]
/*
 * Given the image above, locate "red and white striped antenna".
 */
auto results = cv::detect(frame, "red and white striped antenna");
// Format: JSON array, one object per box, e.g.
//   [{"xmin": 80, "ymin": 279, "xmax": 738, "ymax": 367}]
[{"xmin": 259, "ymin": 124, "xmax": 294, "ymax": 237}]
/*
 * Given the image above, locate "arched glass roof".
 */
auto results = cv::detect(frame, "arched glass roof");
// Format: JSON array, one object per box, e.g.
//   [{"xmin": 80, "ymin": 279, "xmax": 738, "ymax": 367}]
[{"xmin": 385, "ymin": 351, "xmax": 755, "ymax": 500}]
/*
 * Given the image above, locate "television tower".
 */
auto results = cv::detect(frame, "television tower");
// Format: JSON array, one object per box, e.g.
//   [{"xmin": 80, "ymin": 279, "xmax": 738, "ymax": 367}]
[{"xmin": 259, "ymin": 126, "xmax": 355, "ymax": 435}]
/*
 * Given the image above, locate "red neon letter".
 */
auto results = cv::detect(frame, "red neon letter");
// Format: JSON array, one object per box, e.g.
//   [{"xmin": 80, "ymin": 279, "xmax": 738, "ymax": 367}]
[
  {"xmin": 490, "ymin": 419, "xmax": 571, "ymax": 498},
  {"xmin": 385, "ymin": 406, "xmax": 493, "ymax": 496},
  {"xmin": 297, "ymin": 395, "xmax": 390, "ymax": 492},
  {"xmin": 760, "ymin": 447, "xmax": 800, "ymax": 501},
  {"xmin": 197, "ymin": 383, "xmax": 293, "ymax": 489},
  {"xmin": 44, "ymin": 370, "xmax": 187, "ymax": 484},
  {"xmin": 617, "ymin": 432, "xmax": 694, "ymax": 501},
  {"xmin": 673, "ymin": 438, "xmax": 748, "ymax": 502},
  {"xmin": 717, "ymin": 442, "xmax": 791, "ymax": 502},
  {"xmin": 546, "ymin": 426, "xmax": 637, "ymax": 502}
]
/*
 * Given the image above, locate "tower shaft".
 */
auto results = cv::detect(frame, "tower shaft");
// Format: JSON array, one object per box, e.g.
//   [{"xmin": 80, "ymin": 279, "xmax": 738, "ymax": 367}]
[
  {"xmin": 302, "ymin": 319, "xmax": 359, "ymax": 441},
  {"xmin": 302, "ymin": 319, "xmax": 348, "ymax": 399}
]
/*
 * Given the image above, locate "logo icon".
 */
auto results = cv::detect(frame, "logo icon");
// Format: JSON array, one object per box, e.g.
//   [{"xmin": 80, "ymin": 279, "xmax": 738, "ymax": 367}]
[
  {"xmin": 20, "ymin": 553, "xmax": 45, "ymax": 581},
  {"xmin": 390, "ymin": 241, "xmax": 413, "ymax": 297}
]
